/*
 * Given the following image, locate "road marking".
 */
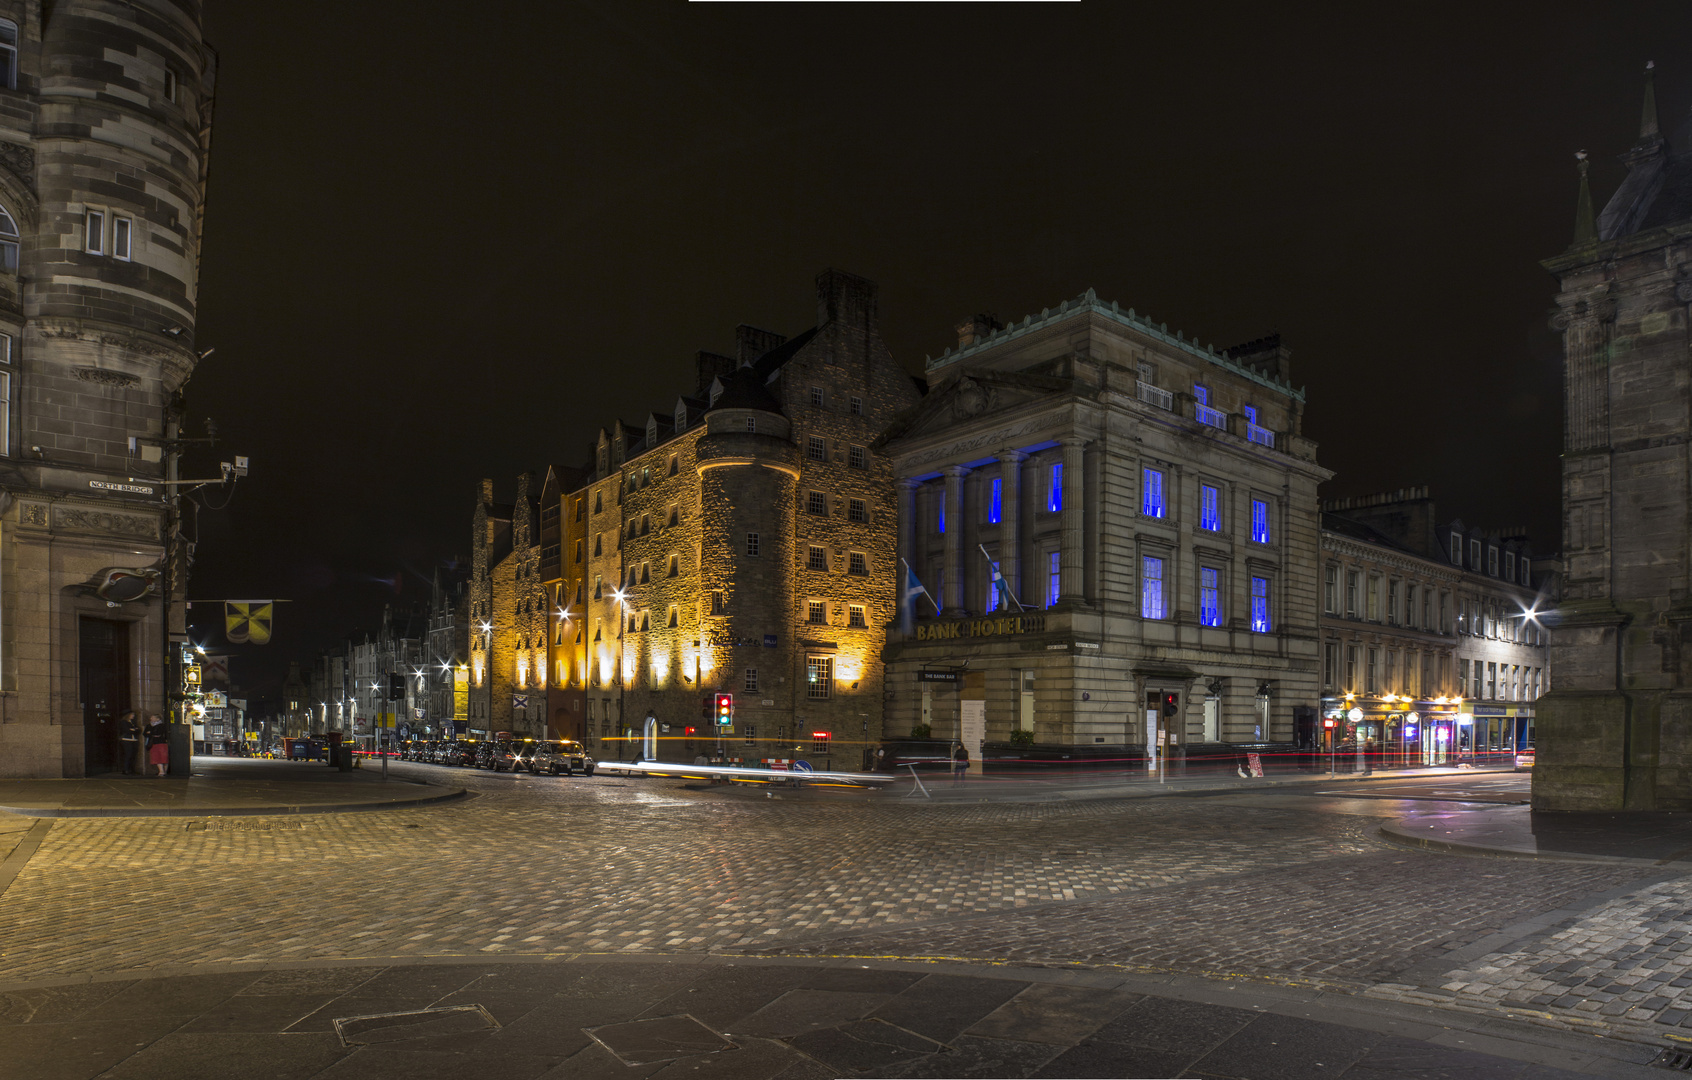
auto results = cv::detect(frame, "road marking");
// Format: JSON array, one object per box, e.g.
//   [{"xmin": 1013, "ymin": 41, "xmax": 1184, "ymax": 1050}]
[{"xmin": 0, "ymin": 819, "xmax": 50, "ymax": 899}]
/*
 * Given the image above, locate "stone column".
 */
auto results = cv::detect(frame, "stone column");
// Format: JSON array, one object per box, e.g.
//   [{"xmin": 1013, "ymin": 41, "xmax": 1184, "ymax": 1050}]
[
  {"xmin": 997, "ymin": 450, "xmax": 1025, "ymax": 606},
  {"xmin": 943, "ymin": 465, "xmax": 968, "ymax": 614},
  {"xmin": 896, "ymin": 477, "xmax": 918, "ymax": 573},
  {"xmin": 1059, "ymin": 438, "xmax": 1085, "ymax": 603}
]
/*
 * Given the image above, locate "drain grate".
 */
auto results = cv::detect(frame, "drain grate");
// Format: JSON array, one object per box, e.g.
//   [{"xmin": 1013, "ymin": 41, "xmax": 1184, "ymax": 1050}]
[{"xmin": 1651, "ymin": 1047, "xmax": 1692, "ymax": 1071}]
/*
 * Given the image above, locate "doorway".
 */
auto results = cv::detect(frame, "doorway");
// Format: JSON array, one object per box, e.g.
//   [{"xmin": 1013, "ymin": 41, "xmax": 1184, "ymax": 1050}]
[{"xmin": 79, "ymin": 616, "xmax": 131, "ymax": 776}]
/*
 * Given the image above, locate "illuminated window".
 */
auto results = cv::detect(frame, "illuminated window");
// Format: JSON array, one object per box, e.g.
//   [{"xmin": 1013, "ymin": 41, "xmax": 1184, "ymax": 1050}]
[
  {"xmin": 848, "ymin": 604, "xmax": 866, "ymax": 628},
  {"xmin": 744, "ymin": 668, "xmax": 758, "ymax": 692},
  {"xmin": 1199, "ymin": 567, "xmax": 1221, "ymax": 627},
  {"xmin": 1048, "ymin": 463, "xmax": 1062, "ymax": 512},
  {"xmin": 1141, "ymin": 556, "xmax": 1166, "ymax": 619},
  {"xmin": 808, "ymin": 435, "xmax": 826, "ymax": 461},
  {"xmin": 937, "ymin": 494, "xmax": 945, "ymax": 533},
  {"xmin": 848, "ymin": 498, "xmax": 867, "ymax": 523},
  {"xmin": 1048, "ymin": 550, "xmax": 1060, "ymax": 607},
  {"xmin": 1251, "ymin": 498, "xmax": 1270, "ymax": 543},
  {"xmin": 1200, "ymin": 483, "xmax": 1219, "ymax": 531},
  {"xmin": 1250, "ymin": 576, "xmax": 1271, "ymax": 633},
  {"xmin": 807, "ymin": 491, "xmax": 827, "ymax": 515},
  {"xmin": 85, "ymin": 209, "xmax": 104, "ymax": 255},
  {"xmin": 1142, "ymin": 468, "xmax": 1165, "ymax": 518},
  {"xmin": 808, "ymin": 546, "xmax": 827, "ymax": 571},
  {"xmin": 806, "ymin": 656, "xmax": 833, "ymax": 699},
  {"xmin": 849, "ymin": 445, "xmax": 866, "ymax": 468},
  {"xmin": 808, "ymin": 601, "xmax": 826, "ymax": 624},
  {"xmin": 848, "ymin": 552, "xmax": 867, "ymax": 576},
  {"xmin": 988, "ymin": 477, "xmax": 1001, "ymax": 524},
  {"xmin": 745, "ymin": 532, "xmax": 760, "ymax": 556}
]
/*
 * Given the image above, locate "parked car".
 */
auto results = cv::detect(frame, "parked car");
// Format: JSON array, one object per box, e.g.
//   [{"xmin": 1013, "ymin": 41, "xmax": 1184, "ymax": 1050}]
[
  {"xmin": 474, "ymin": 740, "xmax": 506, "ymax": 770},
  {"xmin": 1515, "ymin": 747, "xmax": 1536, "ymax": 771},
  {"xmin": 442, "ymin": 739, "xmax": 481, "ymax": 767},
  {"xmin": 873, "ymin": 738, "xmax": 958, "ymax": 773},
  {"xmin": 489, "ymin": 739, "xmax": 531, "ymax": 773},
  {"xmin": 529, "ymin": 739, "xmax": 595, "ymax": 776}
]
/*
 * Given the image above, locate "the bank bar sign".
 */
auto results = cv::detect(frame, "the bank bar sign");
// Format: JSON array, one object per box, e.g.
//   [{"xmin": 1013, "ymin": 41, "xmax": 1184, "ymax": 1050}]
[{"xmin": 912, "ymin": 614, "xmax": 1047, "ymax": 642}]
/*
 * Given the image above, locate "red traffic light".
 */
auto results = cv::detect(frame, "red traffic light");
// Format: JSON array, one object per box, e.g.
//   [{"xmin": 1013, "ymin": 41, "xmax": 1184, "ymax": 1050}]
[
  {"xmin": 714, "ymin": 693, "xmax": 733, "ymax": 724},
  {"xmin": 1161, "ymin": 693, "xmax": 1179, "ymax": 717}
]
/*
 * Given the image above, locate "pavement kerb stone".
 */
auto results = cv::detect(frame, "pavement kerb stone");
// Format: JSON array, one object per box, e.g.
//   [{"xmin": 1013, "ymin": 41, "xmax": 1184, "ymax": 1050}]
[
  {"xmin": 0, "ymin": 785, "xmax": 471, "ymax": 819},
  {"xmin": 1376, "ymin": 818, "xmax": 1692, "ymax": 867},
  {"xmin": 0, "ymin": 951, "xmax": 1663, "ymax": 1076}
]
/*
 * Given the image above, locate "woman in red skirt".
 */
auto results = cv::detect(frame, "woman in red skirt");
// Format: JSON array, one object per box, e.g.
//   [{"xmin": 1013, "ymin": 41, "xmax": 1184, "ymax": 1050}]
[{"xmin": 144, "ymin": 714, "xmax": 169, "ymax": 777}]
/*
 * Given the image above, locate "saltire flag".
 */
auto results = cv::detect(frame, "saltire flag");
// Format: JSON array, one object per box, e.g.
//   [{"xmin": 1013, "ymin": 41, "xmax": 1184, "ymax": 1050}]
[
  {"xmin": 899, "ymin": 559, "xmax": 937, "ymax": 634},
  {"xmin": 979, "ymin": 544, "xmax": 1023, "ymax": 612},
  {"xmin": 225, "ymin": 601, "xmax": 274, "ymax": 645}
]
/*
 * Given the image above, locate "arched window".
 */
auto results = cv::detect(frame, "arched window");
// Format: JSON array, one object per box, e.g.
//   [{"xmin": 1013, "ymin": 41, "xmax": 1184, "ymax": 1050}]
[
  {"xmin": 0, "ymin": 20, "xmax": 16, "ymax": 92},
  {"xmin": 0, "ymin": 204, "xmax": 18, "ymax": 273}
]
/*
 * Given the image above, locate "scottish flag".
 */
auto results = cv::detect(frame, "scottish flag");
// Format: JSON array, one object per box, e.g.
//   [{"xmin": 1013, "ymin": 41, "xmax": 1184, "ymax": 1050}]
[
  {"xmin": 980, "ymin": 545, "xmax": 1023, "ymax": 613},
  {"xmin": 899, "ymin": 560, "xmax": 935, "ymax": 633}
]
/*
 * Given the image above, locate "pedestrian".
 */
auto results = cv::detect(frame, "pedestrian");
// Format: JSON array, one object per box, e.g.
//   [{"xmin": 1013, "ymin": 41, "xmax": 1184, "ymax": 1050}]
[
  {"xmin": 144, "ymin": 713, "xmax": 169, "ymax": 778},
  {"xmin": 117, "ymin": 710, "xmax": 140, "ymax": 775},
  {"xmin": 953, "ymin": 742, "xmax": 969, "ymax": 786}
]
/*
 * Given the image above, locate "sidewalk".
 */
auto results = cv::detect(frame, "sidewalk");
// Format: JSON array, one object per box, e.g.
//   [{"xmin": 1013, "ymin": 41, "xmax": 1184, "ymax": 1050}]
[
  {"xmin": 0, "ymin": 757, "xmax": 468, "ymax": 818},
  {"xmin": 1381, "ymin": 804, "xmax": 1692, "ymax": 866},
  {"xmin": 0, "ymin": 954, "xmax": 1662, "ymax": 1080}
]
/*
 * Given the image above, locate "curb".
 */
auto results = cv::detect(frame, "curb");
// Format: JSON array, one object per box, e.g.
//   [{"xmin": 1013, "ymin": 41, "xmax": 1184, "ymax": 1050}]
[
  {"xmin": 0, "ymin": 786, "xmax": 471, "ymax": 819},
  {"xmin": 1374, "ymin": 818, "xmax": 1689, "ymax": 866}
]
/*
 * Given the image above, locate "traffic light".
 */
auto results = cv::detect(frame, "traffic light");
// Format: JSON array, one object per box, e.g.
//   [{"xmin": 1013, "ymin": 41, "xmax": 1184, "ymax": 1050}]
[
  {"xmin": 1161, "ymin": 692, "xmax": 1179, "ymax": 717},
  {"xmin": 387, "ymin": 673, "xmax": 406, "ymax": 701},
  {"xmin": 714, "ymin": 693, "xmax": 733, "ymax": 725}
]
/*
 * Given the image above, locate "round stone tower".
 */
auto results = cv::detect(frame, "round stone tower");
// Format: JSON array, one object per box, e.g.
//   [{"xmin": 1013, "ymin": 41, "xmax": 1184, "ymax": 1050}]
[{"xmin": 0, "ymin": 2, "xmax": 214, "ymax": 777}]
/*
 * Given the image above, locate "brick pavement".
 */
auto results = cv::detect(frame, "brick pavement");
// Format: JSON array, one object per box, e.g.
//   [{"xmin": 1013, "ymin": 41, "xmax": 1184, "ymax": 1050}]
[{"xmin": 0, "ymin": 760, "xmax": 1684, "ymax": 1053}]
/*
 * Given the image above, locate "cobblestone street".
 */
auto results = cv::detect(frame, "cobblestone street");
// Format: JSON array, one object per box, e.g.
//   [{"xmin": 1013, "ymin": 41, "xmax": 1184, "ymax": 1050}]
[{"xmin": 0, "ymin": 762, "xmax": 1684, "ymax": 1059}]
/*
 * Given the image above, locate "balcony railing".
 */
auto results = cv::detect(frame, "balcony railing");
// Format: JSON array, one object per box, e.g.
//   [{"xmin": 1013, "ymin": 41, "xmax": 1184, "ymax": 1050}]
[
  {"xmin": 1247, "ymin": 423, "xmax": 1275, "ymax": 448},
  {"xmin": 1195, "ymin": 403, "xmax": 1227, "ymax": 429},
  {"xmin": 1136, "ymin": 381, "xmax": 1173, "ymax": 411}
]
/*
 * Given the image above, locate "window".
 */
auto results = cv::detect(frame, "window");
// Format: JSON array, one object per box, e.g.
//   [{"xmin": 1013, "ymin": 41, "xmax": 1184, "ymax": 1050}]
[
  {"xmin": 668, "ymin": 505, "xmax": 678, "ymax": 527},
  {"xmin": 1504, "ymin": 552, "xmax": 1516, "ymax": 581},
  {"xmin": 0, "ymin": 19, "xmax": 17, "ymax": 91},
  {"xmin": 639, "ymin": 562, "xmax": 650, "ymax": 584},
  {"xmin": 1324, "ymin": 641, "xmax": 1339, "ymax": 690},
  {"xmin": 574, "ymin": 539, "xmax": 583, "ymax": 564},
  {"xmin": 1243, "ymin": 404, "xmax": 1258, "ymax": 425},
  {"xmin": 594, "ymin": 491, "xmax": 603, "ymax": 513},
  {"xmin": 1488, "ymin": 547, "xmax": 1499, "ymax": 577},
  {"xmin": 1470, "ymin": 538, "xmax": 1481, "ymax": 568},
  {"xmin": 801, "ymin": 491, "xmax": 823, "ymax": 516},
  {"xmin": 1366, "ymin": 575, "xmax": 1380, "ymax": 621},
  {"xmin": 593, "ymin": 575, "xmax": 603, "ymax": 599},
  {"xmin": 1199, "ymin": 567, "xmax": 1221, "ymax": 627},
  {"xmin": 1366, "ymin": 648, "xmax": 1379, "ymax": 694},
  {"xmin": 1346, "ymin": 645, "xmax": 1359, "ymax": 691},
  {"xmin": 1406, "ymin": 583, "xmax": 1419, "ymax": 629},
  {"xmin": 1048, "ymin": 550, "xmax": 1061, "ymax": 607},
  {"xmin": 112, "ymin": 217, "xmax": 132, "ymax": 261},
  {"xmin": 848, "ymin": 604, "xmax": 866, "ymax": 628},
  {"xmin": 594, "ymin": 534, "xmax": 603, "ymax": 556},
  {"xmin": 1251, "ymin": 498, "xmax": 1270, "ymax": 543},
  {"xmin": 641, "ymin": 514, "xmax": 650, "ymax": 536},
  {"xmin": 808, "ymin": 600, "xmax": 826, "ymax": 624},
  {"xmin": 746, "ymin": 417, "xmax": 757, "ymax": 433},
  {"xmin": 1141, "ymin": 556, "xmax": 1166, "ymax": 619},
  {"xmin": 1250, "ymin": 576, "xmax": 1271, "ymax": 633},
  {"xmin": 848, "ymin": 551, "xmax": 867, "ymax": 576},
  {"xmin": 85, "ymin": 210, "xmax": 105, "ymax": 255},
  {"xmin": 1346, "ymin": 570, "xmax": 1359, "ymax": 618},
  {"xmin": 986, "ymin": 477, "xmax": 1002, "ymax": 524},
  {"xmin": 808, "ymin": 435, "xmax": 826, "ymax": 461},
  {"xmin": 1449, "ymin": 531, "xmax": 1461, "ymax": 563},
  {"xmin": 0, "ymin": 367, "xmax": 10, "ymax": 455},
  {"xmin": 1048, "ymin": 462, "xmax": 1063, "ymax": 512},
  {"xmin": 163, "ymin": 67, "xmax": 179, "ymax": 104},
  {"xmin": 743, "ymin": 724, "xmax": 756, "ymax": 746},
  {"xmin": 849, "ymin": 445, "xmax": 866, "ymax": 468},
  {"xmin": 1458, "ymin": 659, "xmax": 1470, "ymax": 696},
  {"xmin": 1141, "ymin": 468, "xmax": 1164, "ymax": 518},
  {"xmin": 667, "ymin": 606, "xmax": 678, "ymax": 627},
  {"xmin": 848, "ymin": 498, "xmax": 867, "ymax": 523},
  {"xmin": 1194, "ymin": 384, "xmax": 1225, "ymax": 428},
  {"xmin": 1487, "ymin": 661, "xmax": 1498, "ymax": 700},
  {"xmin": 1521, "ymin": 559, "xmax": 1532, "ymax": 586},
  {"xmin": 668, "ymin": 455, "xmax": 678, "ymax": 476},
  {"xmin": 810, "ymin": 386, "xmax": 825, "ymax": 407},
  {"xmin": 808, "ymin": 545, "xmax": 827, "ymax": 571},
  {"xmin": 675, "ymin": 406, "xmax": 687, "ymax": 431},
  {"xmin": 1323, "ymin": 565, "xmax": 1339, "ymax": 614},
  {"xmin": 745, "ymin": 532, "xmax": 760, "ymax": 556},
  {"xmin": 1200, "ymin": 483, "xmax": 1220, "ymax": 531},
  {"xmin": 806, "ymin": 656, "xmax": 833, "ymax": 699},
  {"xmin": 711, "ymin": 591, "xmax": 725, "ymax": 615},
  {"xmin": 850, "ymin": 395, "xmax": 863, "ymax": 416},
  {"xmin": 640, "ymin": 611, "xmax": 650, "ymax": 631},
  {"xmin": 1387, "ymin": 580, "xmax": 1399, "ymax": 625},
  {"xmin": 744, "ymin": 668, "xmax": 759, "ymax": 692},
  {"xmin": 0, "ymin": 207, "xmax": 17, "ymax": 273}
]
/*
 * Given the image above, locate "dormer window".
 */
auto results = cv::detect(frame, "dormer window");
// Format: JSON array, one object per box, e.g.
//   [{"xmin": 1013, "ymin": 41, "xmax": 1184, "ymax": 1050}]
[
  {"xmin": 675, "ymin": 405, "xmax": 687, "ymax": 430},
  {"xmin": 646, "ymin": 420, "xmax": 658, "ymax": 447},
  {"xmin": 709, "ymin": 379, "xmax": 723, "ymax": 406}
]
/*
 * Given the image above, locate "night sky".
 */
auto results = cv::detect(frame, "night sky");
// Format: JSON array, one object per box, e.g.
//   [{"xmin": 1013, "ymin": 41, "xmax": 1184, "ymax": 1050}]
[{"xmin": 185, "ymin": 2, "xmax": 1692, "ymax": 694}]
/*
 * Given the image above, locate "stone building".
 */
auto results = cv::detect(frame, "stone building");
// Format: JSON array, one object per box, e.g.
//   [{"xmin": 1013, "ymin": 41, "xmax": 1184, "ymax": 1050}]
[
  {"xmin": 0, "ymin": 3, "xmax": 216, "ymax": 777},
  {"xmin": 878, "ymin": 298, "xmax": 1329, "ymax": 763},
  {"xmin": 563, "ymin": 270, "xmax": 919, "ymax": 764},
  {"xmin": 1538, "ymin": 65, "xmax": 1692, "ymax": 810},
  {"xmin": 539, "ymin": 464, "xmax": 589, "ymax": 741},
  {"xmin": 466, "ymin": 480, "xmax": 513, "ymax": 737},
  {"xmin": 1318, "ymin": 488, "xmax": 1551, "ymax": 766},
  {"xmin": 424, "ymin": 563, "xmax": 468, "ymax": 735}
]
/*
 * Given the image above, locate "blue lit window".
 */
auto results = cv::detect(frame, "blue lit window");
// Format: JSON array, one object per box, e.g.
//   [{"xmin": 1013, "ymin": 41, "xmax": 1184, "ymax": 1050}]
[
  {"xmin": 985, "ymin": 575, "xmax": 998, "ymax": 613},
  {"xmin": 1250, "ymin": 575, "xmax": 1271, "ymax": 633},
  {"xmin": 1141, "ymin": 556, "xmax": 1166, "ymax": 619},
  {"xmin": 1048, "ymin": 463, "xmax": 1062, "ymax": 512},
  {"xmin": 1200, "ymin": 484, "xmax": 1220, "ymax": 531},
  {"xmin": 938, "ymin": 495, "xmax": 945, "ymax": 534},
  {"xmin": 1048, "ymin": 550, "xmax": 1060, "ymax": 607},
  {"xmin": 1194, "ymin": 384, "xmax": 1209, "ymax": 405},
  {"xmin": 1251, "ymin": 498, "xmax": 1270, "ymax": 543},
  {"xmin": 1142, "ymin": 468, "xmax": 1165, "ymax": 518},
  {"xmin": 1199, "ymin": 567, "xmax": 1221, "ymax": 627},
  {"xmin": 1243, "ymin": 404, "xmax": 1257, "ymax": 424},
  {"xmin": 988, "ymin": 477, "xmax": 1001, "ymax": 524}
]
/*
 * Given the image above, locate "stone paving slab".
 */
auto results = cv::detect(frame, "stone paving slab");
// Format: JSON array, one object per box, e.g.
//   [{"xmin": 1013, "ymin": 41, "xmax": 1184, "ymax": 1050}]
[
  {"xmin": 0, "ymin": 758, "xmax": 467, "ymax": 818},
  {"xmin": 0, "ymin": 956, "xmax": 1663, "ymax": 1080}
]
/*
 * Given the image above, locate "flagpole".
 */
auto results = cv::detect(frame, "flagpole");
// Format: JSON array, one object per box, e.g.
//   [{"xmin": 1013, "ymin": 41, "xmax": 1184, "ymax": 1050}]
[{"xmin": 978, "ymin": 544, "xmax": 1023, "ymax": 612}]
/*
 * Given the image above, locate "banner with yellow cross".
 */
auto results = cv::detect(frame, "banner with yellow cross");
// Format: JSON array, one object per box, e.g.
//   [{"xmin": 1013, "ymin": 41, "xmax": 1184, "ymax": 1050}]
[{"xmin": 224, "ymin": 601, "xmax": 274, "ymax": 645}]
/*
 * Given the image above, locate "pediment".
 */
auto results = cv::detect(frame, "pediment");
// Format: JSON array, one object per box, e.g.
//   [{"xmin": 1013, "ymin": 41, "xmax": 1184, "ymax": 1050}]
[{"xmin": 884, "ymin": 371, "xmax": 1066, "ymax": 443}]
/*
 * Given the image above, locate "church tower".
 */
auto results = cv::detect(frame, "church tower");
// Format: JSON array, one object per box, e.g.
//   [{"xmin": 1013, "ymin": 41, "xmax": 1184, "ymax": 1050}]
[
  {"xmin": 1538, "ymin": 63, "xmax": 1692, "ymax": 810},
  {"xmin": 0, "ymin": 3, "xmax": 214, "ymax": 777}
]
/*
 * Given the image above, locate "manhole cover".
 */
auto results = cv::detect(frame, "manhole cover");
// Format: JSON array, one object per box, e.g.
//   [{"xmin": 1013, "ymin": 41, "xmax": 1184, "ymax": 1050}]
[
  {"xmin": 587, "ymin": 1013, "xmax": 735, "ymax": 1065},
  {"xmin": 333, "ymin": 1005, "xmax": 497, "ymax": 1046},
  {"xmin": 1651, "ymin": 1047, "xmax": 1692, "ymax": 1071}
]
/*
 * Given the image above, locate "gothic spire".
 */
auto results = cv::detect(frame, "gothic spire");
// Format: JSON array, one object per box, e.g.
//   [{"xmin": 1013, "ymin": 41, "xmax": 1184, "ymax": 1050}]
[
  {"xmin": 1573, "ymin": 150, "xmax": 1597, "ymax": 247},
  {"xmin": 1640, "ymin": 61, "xmax": 1660, "ymax": 141}
]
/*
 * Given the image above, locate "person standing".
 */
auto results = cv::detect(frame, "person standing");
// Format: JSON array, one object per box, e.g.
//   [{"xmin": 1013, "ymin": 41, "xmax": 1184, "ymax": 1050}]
[
  {"xmin": 953, "ymin": 742, "xmax": 969, "ymax": 786},
  {"xmin": 117, "ymin": 710, "xmax": 140, "ymax": 775},
  {"xmin": 144, "ymin": 713, "xmax": 169, "ymax": 778}
]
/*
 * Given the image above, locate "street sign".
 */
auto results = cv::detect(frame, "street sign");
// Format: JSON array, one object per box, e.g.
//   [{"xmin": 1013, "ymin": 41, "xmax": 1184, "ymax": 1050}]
[
  {"xmin": 792, "ymin": 760, "xmax": 814, "ymax": 774},
  {"xmin": 1347, "ymin": 707, "xmax": 1364, "ymax": 723}
]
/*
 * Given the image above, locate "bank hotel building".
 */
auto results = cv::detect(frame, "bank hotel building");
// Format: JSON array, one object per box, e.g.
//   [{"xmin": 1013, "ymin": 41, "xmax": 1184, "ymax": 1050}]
[{"xmin": 879, "ymin": 296, "xmax": 1330, "ymax": 757}]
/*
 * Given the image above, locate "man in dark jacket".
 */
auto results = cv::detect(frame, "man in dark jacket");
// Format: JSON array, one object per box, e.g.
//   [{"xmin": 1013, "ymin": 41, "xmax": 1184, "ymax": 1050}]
[{"xmin": 117, "ymin": 710, "xmax": 140, "ymax": 775}]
